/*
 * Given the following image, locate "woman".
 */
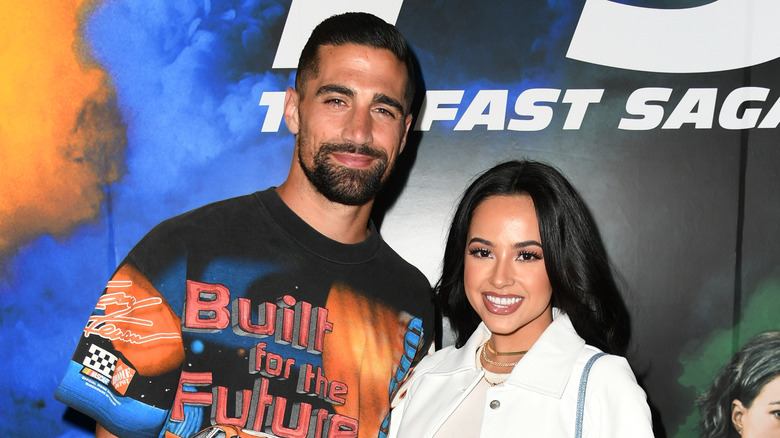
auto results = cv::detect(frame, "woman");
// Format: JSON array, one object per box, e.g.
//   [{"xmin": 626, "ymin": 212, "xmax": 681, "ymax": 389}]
[
  {"xmin": 697, "ymin": 330, "xmax": 780, "ymax": 438},
  {"xmin": 388, "ymin": 160, "xmax": 654, "ymax": 437}
]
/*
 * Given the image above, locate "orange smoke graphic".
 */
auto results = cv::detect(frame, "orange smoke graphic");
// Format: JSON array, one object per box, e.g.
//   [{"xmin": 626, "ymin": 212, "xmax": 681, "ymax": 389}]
[{"xmin": 0, "ymin": 0, "xmax": 126, "ymax": 259}]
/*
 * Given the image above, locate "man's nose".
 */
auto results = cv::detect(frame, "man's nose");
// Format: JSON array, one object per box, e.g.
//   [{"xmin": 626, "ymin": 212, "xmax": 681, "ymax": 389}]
[{"xmin": 342, "ymin": 108, "xmax": 373, "ymax": 145}]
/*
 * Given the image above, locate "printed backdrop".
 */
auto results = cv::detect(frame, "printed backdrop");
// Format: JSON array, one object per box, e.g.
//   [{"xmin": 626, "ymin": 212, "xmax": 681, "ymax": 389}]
[{"xmin": 2, "ymin": 0, "xmax": 779, "ymax": 436}]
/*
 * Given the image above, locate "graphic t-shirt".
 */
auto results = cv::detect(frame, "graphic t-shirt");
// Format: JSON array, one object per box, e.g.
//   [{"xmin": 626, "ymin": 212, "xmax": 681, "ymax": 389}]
[{"xmin": 55, "ymin": 189, "xmax": 434, "ymax": 438}]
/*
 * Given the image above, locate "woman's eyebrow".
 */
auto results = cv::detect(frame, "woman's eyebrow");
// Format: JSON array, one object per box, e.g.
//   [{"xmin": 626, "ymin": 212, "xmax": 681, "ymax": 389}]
[
  {"xmin": 468, "ymin": 238, "xmax": 543, "ymax": 248},
  {"xmin": 467, "ymin": 237, "xmax": 492, "ymax": 246},
  {"xmin": 514, "ymin": 240, "xmax": 542, "ymax": 248}
]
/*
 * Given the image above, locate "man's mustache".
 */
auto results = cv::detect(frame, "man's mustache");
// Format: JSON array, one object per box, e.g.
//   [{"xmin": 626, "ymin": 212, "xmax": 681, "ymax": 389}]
[{"xmin": 318, "ymin": 143, "xmax": 388, "ymax": 161}]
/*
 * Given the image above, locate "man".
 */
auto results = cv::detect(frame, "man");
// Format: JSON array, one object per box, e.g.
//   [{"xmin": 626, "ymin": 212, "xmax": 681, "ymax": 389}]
[{"xmin": 55, "ymin": 12, "xmax": 434, "ymax": 438}]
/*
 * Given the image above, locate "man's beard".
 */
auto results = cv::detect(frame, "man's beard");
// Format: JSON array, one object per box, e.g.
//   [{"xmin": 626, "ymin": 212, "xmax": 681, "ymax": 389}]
[{"xmin": 299, "ymin": 140, "xmax": 391, "ymax": 206}]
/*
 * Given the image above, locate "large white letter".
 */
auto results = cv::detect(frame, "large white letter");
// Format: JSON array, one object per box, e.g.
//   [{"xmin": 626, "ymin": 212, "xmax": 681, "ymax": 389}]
[
  {"xmin": 415, "ymin": 90, "xmax": 464, "ymax": 131},
  {"xmin": 663, "ymin": 89, "xmax": 717, "ymax": 129},
  {"xmin": 507, "ymin": 89, "xmax": 561, "ymax": 132},
  {"xmin": 454, "ymin": 90, "xmax": 508, "ymax": 131},
  {"xmin": 259, "ymin": 92, "xmax": 286, "ymax": 133},
  {"xmin": 561, "ymin": 89, "xmax": 603, "ymax": 130},
  {"xmin": 719, "ymin": 87, "xmax": 770, "ymax": 130},
  {"xmin": 758, "ymin": 96, "xmax": 780, "ymax": 129},
  {"xmin": 618, "ymin": 88, "xmax": 672, "ymax": 131}
]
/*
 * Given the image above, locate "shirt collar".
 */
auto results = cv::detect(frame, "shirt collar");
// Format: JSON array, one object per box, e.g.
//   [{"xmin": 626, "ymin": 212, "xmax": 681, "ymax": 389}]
[{"xmin": 427, "ymin": 309, "xmax": 586, "ymax": 398}]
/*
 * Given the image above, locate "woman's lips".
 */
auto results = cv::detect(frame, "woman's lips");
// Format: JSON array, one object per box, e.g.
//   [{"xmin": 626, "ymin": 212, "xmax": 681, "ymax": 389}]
[{"xmin": 482, "ymin": 293, "xmax": 523, "ymax": 315}]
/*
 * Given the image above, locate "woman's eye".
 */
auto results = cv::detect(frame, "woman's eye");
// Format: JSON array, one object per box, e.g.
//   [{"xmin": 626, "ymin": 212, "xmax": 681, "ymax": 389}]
[
  {"xmin": 517, "ymin": 251, "xmax": 541, "ymax": 261},
  {"xmin": 468, "ymin": 248, "xmax": 491, "ymax": 258}
]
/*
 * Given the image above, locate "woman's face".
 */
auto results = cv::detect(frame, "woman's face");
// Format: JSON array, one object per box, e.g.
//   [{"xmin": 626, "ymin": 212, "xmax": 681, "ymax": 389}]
[
  {"xmin": 463, "ymin": 195, "xmax": 553, "ymax": 348},
  {"xmin": 732, "ymin": 374, "xmax": 780, "ymax": 437}
]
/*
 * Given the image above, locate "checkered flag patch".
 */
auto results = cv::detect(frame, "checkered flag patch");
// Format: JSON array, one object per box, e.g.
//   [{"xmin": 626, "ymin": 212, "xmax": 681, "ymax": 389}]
[{"xmin": 83, "ymin": 344, "xmax": 118, "ymax": 378}]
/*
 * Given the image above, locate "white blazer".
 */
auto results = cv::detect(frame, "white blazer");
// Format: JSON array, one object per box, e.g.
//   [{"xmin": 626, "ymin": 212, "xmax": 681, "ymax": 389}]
[{"xmin": 387, "ymin": 310, "xmax": 654, "ymax": 438}]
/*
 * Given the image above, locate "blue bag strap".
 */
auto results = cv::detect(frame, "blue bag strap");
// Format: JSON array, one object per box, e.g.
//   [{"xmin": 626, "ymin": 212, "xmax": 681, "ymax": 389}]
[{"xmin": 575, "ymin": 352, "xmax": 607, "ymax": 438}]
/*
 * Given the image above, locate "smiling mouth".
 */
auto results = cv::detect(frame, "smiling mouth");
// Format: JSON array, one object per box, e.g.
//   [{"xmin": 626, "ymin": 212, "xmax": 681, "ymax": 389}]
[
  {"xmin": 331, "ymin": 152, "xmax": 376, "ymax": 168},
  {"xmin": 485, "ymin": 294, "xmax": 522, "ymax": 307}
]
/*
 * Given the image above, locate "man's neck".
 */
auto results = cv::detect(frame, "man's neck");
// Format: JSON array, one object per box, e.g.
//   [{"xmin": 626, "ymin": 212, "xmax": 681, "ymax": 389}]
[{"xmin": 275, "ymin": 180, "xmax": 373, "ymax": 244}]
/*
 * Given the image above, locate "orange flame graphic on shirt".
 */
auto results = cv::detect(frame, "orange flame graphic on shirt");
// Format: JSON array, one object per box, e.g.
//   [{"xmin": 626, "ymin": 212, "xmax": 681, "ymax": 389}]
[{"xmin": 322, "ymin": 283, "xmax": 411, "ymax": 438}]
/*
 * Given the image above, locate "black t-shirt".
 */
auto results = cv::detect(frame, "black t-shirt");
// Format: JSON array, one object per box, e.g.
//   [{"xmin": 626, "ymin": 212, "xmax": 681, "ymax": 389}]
[{"xmin": 55, "ymin": 188, "xmax": 434, "ymax": 438}]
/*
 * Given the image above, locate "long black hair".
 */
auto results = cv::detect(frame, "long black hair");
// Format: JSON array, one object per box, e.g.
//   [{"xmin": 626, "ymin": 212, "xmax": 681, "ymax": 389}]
[{"xmin": 435, "ymin": 160, "xmax": 630, "ymax": 355}]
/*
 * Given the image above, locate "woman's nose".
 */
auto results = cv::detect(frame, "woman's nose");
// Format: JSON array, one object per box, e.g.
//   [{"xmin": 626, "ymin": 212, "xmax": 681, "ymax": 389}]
[{"xmin": 489, "ymin": 257, "xmax": 515, "ymax": 288}]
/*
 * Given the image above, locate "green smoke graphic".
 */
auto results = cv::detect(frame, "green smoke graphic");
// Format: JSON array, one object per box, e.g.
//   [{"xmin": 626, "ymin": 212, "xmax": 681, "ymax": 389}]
[{"xmin": 675, "ymin": 274, "xmax": 780, "ymax": 438}]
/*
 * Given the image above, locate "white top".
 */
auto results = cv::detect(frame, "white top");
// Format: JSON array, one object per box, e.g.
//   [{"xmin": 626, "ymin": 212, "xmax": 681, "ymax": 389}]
[
  {"xmin": 388, "ymin": 310, "xmax": 655, "ymax": 438},
  {"xmin": 432, "ymin": 344, "xmax": 511, "ymax": 438}
]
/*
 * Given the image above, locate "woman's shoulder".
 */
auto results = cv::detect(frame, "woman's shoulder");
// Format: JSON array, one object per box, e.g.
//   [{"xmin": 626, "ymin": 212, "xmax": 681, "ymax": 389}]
[
  {"xmin": 576, "ymin": 348, "xmax": 654, "ymax": 435},
  {"xmin": 412, "ymin": 344, "xmax": 462, "ymax": 374},
  {"xmin": 575, "ymin": 346, "xmax": 647, "ymax": 402},
  {"xmin": 577, "ymin": 347, "xmax": 635, "ymax": 378}
]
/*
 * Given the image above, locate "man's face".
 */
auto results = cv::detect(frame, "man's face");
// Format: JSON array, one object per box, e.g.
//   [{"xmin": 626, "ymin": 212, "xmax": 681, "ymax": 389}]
[{"xmin": 284, "ymin": 43, "xmax": 412, "ymax": 206}]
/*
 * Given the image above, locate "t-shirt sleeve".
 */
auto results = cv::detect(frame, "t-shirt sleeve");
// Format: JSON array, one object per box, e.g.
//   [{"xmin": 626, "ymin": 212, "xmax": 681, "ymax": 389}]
[{"xmin": 54, "ymin": 260, "xmax": 185, "ymax": 438}]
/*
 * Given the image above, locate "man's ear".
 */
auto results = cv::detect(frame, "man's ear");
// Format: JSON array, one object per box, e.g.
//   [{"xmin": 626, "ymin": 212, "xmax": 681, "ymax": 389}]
[
  {"xmin": 283, "ymin": 87, "xmax": 300, "ymax": 135},
  {"xmin": 731, "ymin": 399, "xmax": 746, "ymax": 435},
  {"xmin": 399, "ymin": 113, "xmax": 413, "ymax": 154}
]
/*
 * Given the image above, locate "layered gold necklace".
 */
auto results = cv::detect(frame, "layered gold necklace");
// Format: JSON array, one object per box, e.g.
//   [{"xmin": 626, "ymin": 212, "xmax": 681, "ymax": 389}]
[{"xmin": 480, "ymin": 341, "xmax": 528, "ymax": 367}]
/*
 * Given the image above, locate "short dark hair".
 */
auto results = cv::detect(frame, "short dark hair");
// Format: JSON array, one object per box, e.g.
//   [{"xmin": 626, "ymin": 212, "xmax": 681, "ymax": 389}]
[
  {"xmin": 435, "ymin": 160, "xmax": 630, "ymax": 354},
  {"xmin": 697, "ymin": 331, "xmax": 780, "ymax": 438},
  {"xmin": 295, "ymin": 12, "xmax": 416, "ymax": 114}
]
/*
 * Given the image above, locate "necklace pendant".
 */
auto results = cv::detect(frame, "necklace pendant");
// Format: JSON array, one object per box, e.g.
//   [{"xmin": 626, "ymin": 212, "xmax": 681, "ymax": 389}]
[{"xmin": 484, "ymin": 376, "xmax": 502, "ymax": 387}]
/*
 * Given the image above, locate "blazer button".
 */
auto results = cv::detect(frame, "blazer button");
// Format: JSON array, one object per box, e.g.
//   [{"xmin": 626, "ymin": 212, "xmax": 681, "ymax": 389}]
[{"xmin": 489, "ymin": 400, "xmax": 500, "ymax": 409}]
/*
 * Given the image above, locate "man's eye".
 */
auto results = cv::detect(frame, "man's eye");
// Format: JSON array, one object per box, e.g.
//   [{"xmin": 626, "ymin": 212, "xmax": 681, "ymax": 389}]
[{"xmin": 375, "ymin": 107, "xmax": 396, "ymax": 117}]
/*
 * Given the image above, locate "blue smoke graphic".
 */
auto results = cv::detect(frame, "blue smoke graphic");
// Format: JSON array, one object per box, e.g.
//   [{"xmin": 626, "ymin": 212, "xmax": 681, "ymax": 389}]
[{"xmin": 399, "ymin": 0, "xmax": 577, "ymax": 89}]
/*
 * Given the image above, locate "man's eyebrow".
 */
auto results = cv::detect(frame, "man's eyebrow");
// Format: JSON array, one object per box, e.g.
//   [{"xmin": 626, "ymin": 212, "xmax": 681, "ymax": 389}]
[
  {"xmin": 316, "ymin": 84, "xmax": 354, "ymax": 98},
  {"xmin": 374, "ymin": 93, "xmax": 405, "ymax": 114},
  {"xmin": 314, "ymin": 84, "xmax": 405, "ymax": 114}
]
